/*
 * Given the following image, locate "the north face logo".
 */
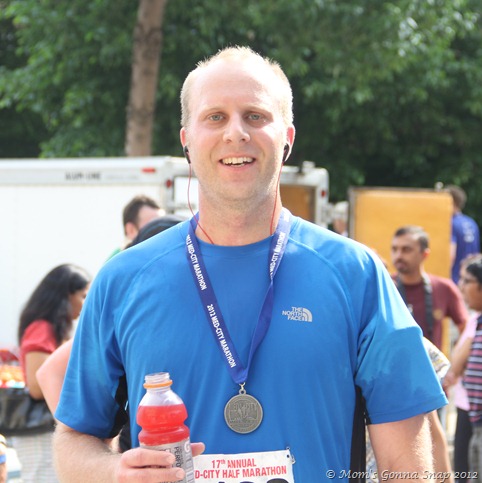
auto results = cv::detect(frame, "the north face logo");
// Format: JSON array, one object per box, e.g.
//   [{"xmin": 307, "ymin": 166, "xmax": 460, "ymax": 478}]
[{"xmin": 282, "ymin": 306, "xmax": 313, "ymax": 322}]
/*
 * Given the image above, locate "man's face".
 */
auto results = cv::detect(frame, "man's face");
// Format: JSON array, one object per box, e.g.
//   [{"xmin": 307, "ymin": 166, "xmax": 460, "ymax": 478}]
[
  {"xmin": 391, "ymin": 233, "xmax": 426, "ymax": 275},
  {"xmin": 125, "ymin": 205, "xmax": 160, "ymax": 241},
  {"xmin": 180, "ymin": 58, "xmax": 295, "ymax": 211},
  {"xmin": 136, "ymin": 205, "xmax": 161, "ymax": 231}
]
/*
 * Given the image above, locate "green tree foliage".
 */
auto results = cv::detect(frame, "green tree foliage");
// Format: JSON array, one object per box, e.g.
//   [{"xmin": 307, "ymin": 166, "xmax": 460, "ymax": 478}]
[
  {"xmin": 0, "ymin": 1, "xmax": 136, "ymax": 156},
  {"xmin": 1, "ymin": 0, "xmax": 481, "ymax": 223},
  {"xmin": 0, "ymin": 16, "xmax": 48, "ymax": 156}
]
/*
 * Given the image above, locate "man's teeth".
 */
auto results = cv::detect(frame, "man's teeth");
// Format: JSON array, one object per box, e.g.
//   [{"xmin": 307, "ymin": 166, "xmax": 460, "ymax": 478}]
[{"xmin": 222, "ymin": 157, "xmax": 254, "ymax": 165}]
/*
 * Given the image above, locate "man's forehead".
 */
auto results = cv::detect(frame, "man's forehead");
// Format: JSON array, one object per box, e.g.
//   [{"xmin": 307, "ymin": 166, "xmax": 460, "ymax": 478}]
[
  {"xmin": 392, "ymin": 234, "xmax": 419, "ymax": 247},
  {"xmin": 195, "ymin": 58, "xmax": 279, "ymax": 95},
  {"xmin": 189, "ymin": 65, "xmax": 282, "ymax": 121}
]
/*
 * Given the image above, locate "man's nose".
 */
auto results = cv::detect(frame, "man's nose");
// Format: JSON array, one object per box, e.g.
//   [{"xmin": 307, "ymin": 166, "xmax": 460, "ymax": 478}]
[{"xmin": 223, "ymin": 115, "xmax": 250, "ymax": 143}]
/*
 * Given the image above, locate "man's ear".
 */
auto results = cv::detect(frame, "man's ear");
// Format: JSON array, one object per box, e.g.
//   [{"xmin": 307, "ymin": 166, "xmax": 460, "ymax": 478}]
[
  {"xmin": 124, "ymin": 222, "xmax": 138, "ymax": 241},
  {"xmin": 287, "ymin": 125, "xmax": 295, "ymax": 145},
  {"xmin": 180, "ymin": 127, "xmax": 187, "ymax": 146}
]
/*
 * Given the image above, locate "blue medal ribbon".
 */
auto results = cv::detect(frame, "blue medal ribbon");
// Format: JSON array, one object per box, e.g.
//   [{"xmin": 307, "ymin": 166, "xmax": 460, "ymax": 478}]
[{"xmin": 185, "ymin": 208, "xmax": 291, "ymax": 385}]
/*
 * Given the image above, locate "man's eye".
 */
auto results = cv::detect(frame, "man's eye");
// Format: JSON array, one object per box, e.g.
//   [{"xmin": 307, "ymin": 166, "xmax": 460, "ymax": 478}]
[
  {"xmin": 208, "ymin": 114, "xmax": 223, "ymax": 121},
  {"xmin": 248, "ymin": 113, "xmax": 262, "ymax": 121}
]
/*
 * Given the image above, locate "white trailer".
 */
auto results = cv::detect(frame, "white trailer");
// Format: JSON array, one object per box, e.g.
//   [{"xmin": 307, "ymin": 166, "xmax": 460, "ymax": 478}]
[{"xmin": 0, "ymin": 157, "xmax": 329, "ymax": 348}]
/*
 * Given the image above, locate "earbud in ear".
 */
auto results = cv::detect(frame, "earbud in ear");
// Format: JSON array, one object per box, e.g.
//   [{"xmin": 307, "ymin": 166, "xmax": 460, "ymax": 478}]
[
  {"xmin": 282, "ymin": 144, "xmax": 290, "ymax": 164},
  {"xmin": 183, "ymin": 146, "xmax": 191, "ymax": 164}
]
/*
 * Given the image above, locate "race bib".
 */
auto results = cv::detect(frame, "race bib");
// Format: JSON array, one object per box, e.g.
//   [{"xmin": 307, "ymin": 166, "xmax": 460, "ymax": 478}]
[{"xmin": 194, "ymin": 449, "xmax": 295, "ymax": 483}]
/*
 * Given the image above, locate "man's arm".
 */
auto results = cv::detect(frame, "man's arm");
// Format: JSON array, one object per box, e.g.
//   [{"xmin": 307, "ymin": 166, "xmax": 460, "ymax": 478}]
[
  {"xmin": 53, "ymin": 422, "xmax": 204, "ymax": 483},
  {"xmin": 369, "ymin": 413, "xmax": 434, "ymax": 482},
  {"xmin": 426, "ymin": 411, "xmax": 454, "ymax": 483}
]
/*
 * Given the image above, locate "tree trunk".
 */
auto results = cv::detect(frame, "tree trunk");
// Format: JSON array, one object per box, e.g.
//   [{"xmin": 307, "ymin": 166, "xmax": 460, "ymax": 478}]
[{"xmin": 125, "ymin": 0, "xmax": 168, "ymax": 156}]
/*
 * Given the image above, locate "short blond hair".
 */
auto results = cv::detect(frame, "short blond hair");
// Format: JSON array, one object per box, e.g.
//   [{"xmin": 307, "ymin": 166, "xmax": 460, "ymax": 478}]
[{"xmin": 180, "ymin": 46, "xmax": 293, "ymax": 128}]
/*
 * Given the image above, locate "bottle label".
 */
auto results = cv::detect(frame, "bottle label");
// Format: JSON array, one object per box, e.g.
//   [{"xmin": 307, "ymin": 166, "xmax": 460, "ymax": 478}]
[{"xmin": 140, "ymin": 437, "xmax": 195, "ymax": 483}]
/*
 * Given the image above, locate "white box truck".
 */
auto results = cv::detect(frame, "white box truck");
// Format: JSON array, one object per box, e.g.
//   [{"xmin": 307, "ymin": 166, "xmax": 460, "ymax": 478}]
[{"xmin": 0, "ymin": 156, "xmax": 329, "ymax": 348}]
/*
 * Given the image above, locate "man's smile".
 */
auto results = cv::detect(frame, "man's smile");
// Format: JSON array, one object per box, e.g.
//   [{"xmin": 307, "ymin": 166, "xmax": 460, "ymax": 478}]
[{"xmin": 221, "ymin": 156, "xmax": 255, "ymax": 166}]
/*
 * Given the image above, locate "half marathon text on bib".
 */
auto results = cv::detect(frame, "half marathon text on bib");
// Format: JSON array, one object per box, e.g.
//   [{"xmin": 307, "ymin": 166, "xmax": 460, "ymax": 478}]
[{"xmin": 194, "ymin": 450, "xmax": 295, "ymax": 483}]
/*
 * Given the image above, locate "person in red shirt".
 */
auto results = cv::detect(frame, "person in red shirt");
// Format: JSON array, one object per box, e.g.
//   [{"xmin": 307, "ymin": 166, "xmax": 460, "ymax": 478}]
[
  {"xmin": 12, "ymin": 264, "xmax": 90, "ymax": 483},
  {"xmin": 391, "ymin": 225, "xmax": 467, "ymax": 349}
]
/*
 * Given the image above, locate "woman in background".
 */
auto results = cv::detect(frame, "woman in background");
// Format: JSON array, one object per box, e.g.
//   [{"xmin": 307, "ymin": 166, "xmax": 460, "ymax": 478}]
[
  {"xmin": 12, "ymin": 264, "xmax": 90, "ymax": 483},
  {"xmin": 444, "ymin": 254, "xmax": 482, "ymax": 483},
  {"xmin": 37, "ymin": 215, "xmax": 185, "ymax": 453}
]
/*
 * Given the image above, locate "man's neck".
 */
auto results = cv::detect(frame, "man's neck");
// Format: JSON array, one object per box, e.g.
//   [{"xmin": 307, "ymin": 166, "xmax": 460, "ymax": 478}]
[
  {"xmin": 195, "ymin": 198, "xmax": 282, "ymax": 246},
  {"xmin": 397, "ymin": 270, "xmax": 425, "ymax": 285}
]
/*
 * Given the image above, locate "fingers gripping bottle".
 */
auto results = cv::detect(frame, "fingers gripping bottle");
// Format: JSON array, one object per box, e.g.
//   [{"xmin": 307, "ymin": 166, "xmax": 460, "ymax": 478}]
[{"xmin": 136, "ymin": 372, "xmax": 195, "ymax": 483}]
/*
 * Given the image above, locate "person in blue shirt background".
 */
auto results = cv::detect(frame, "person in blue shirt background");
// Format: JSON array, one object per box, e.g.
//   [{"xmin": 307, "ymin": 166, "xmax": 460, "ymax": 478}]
[{"xmin": 448, "ymin": 184, "xmax": 480, "ymax": 284}]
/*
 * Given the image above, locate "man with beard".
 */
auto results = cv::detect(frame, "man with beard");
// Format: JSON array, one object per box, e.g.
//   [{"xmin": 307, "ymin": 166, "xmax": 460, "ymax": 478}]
[{"xmin": 391, "ymin": 225, "xmax": 467, "ymax": 349}]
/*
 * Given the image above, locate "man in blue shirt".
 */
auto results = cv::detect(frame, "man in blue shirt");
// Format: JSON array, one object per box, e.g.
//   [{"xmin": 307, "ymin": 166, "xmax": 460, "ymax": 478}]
[
  {"xmin": 53, "ymin": 46, "xmax": 446, "ymax": 483},
  {"xmin": 448, "ymin": 185, "xmax": 480, "ymax": 284}
]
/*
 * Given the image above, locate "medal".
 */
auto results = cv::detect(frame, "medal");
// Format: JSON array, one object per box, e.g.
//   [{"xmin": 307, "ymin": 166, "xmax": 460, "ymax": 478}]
[
  {"xmin": 224, "ymin": 384, "xmax": 263, "ymax": 434},
  {"xmin": 186, "ymin": 209, "xmax": 291, "ymax": 434}
]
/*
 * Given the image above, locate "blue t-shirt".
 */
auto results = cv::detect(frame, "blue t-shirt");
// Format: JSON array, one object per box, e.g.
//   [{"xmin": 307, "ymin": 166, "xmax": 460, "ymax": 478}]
[
  {"xmin": 452, "ymin": 212, "xmax": 480, "ymax": 283},
  {"xmin": 56, "ymin": 215, "xmax": 446, "ymax": 482}
]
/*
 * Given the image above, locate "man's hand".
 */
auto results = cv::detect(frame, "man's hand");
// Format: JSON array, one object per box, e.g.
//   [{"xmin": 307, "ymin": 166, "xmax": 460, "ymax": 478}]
[
  {"xmin": 115, "ymin": 442, "xmax": 205, "ymax": 483},
  {"xmin": 53, "ymin": 422, "xmax": 205, "ymax": 483}
]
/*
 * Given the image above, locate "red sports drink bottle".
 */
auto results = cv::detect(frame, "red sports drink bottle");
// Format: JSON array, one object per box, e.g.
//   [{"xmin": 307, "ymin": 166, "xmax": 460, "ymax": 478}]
[{"xmin": 136, "ymin": 372, "xmax": 195, "ymax": 483}]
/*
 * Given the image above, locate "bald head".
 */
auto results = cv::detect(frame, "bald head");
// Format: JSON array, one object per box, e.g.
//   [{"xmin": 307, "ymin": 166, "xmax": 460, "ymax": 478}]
[{"xmin": 180, "ymin": 46, "xmax": 293, "ymax": 129}]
